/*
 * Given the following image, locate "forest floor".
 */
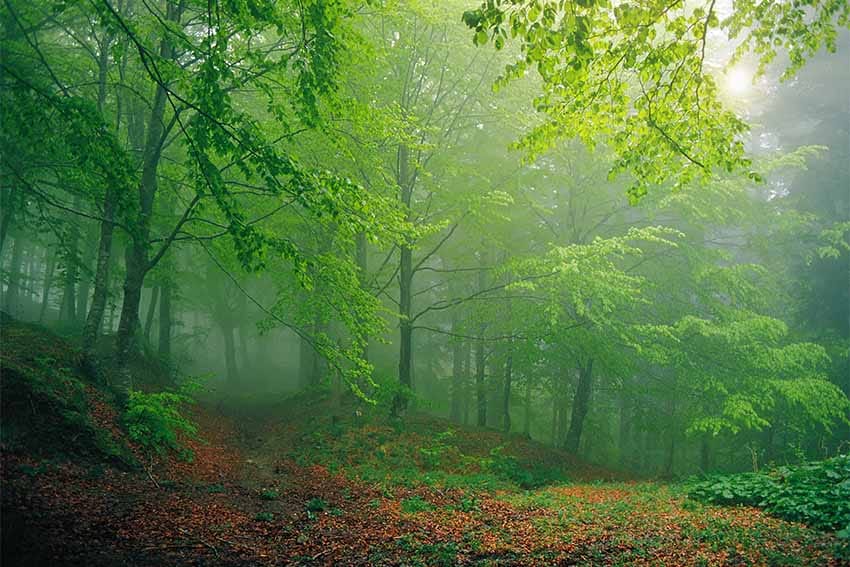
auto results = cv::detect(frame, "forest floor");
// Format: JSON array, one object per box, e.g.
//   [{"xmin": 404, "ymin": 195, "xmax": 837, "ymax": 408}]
[{"xmin": 1, "ymin": 320, "xmax": 847, "ymax": 566}]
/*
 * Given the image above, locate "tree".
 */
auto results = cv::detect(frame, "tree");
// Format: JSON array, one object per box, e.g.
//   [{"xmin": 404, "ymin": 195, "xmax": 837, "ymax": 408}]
[{"xmin": 464, "ymin": 0, "xmax": 849, "ymax": 199}]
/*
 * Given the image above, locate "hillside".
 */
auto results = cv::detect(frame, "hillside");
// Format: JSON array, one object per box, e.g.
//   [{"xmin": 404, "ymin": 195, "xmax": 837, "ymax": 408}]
[{"xmin": 1, "ymin": 320, "xmax": 847, "ymax": 566}]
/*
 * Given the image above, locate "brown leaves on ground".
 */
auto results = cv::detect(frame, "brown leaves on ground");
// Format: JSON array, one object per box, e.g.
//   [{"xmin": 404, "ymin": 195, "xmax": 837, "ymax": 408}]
[{"xmin": 3, "ymin": 406, "xmax": 846, "ymax": 567}]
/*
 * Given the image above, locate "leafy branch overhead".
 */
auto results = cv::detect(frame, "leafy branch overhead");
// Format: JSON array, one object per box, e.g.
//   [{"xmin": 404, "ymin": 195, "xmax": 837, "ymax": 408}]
[{"xmin": 463, "ymin": 0, "xmax": 850, "ymax": 201}]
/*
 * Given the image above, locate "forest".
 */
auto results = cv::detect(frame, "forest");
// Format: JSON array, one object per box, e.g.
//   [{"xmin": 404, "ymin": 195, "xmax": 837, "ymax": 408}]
[{"xmin": 1, "ymin": 0, "xmax": 849, "ymax": 564}]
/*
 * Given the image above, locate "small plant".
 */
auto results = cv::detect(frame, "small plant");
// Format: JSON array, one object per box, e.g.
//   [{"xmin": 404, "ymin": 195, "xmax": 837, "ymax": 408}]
[
  {"xmin": 260, "ymin": 489, "xmax": 279, "ymax": 500},
  {"xmin": 206, "ymin": 484, "xmax": 226, "ymax": 494},
  {"xmin": 123, "ymin": 389, "xmax": 197, "ymax": 460},
  {"xmin": 401, "ymin": 495, "xmax": 436, "ymax": 514},
  {"xmin": 455, "ymin": 493, "xmax": 479, "ymax": 512},
  {"xmin": 254, "ymin": 512, "xmax": 274, "ymax": 522},
  {"xmin": 418, "ymin": 429, "xmax": 456, "ymax": 470},
  {"xmin": 687, "ymin": 454, "xmax": 850, "ymax": 532},
  {"xmin": 306, "ymin": 497, "xmax": 328, "ymax": 512}
]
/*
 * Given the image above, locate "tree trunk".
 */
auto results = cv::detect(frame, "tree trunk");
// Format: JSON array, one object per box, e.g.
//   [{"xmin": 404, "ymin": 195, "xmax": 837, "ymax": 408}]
[
  {"xmin": 38, "ymin": 245, "xmax": 57, "ymax": 322},
  {"xmin": 143, "ymin": 285, "xmax": 160, "ymax": 342},
  {"xmin": 450, "ymin": 322, "xmax": 463, "ymax": 422},
  {"xmin": 222, "ymin": 324, "xmax": 238, "ymax": 383},
  {"xmin": 664, "ymin": 433, "xmax": 676, "ymax": 477},
  {"xmin": 356, "ymin": 230, "xmax": 369, "ymax": 363},
  {"xmin": 523, "ymin": 378, "xmax": 532, "ymax": 436},
  {"xmin": 394, "ymin": 143, "xmax": 413, "ymax": 415},
  {"xmin": 475, "ymin": 339, "xmax": 487, "ymax": 427},
  {"xmin": 60, "ymin": 218, "xmax": 80, "ymax": 323},
  {"xmin": 502, "ymin": 348, "xmax": 513, "ymax": 433},
  {"xmin": 299, "ymin": 329, "xmax": 316, "ymax": 388},
  {"xmin": 619, "ymin": 393, "xmax": 631, "ymax": 468},
  {"xmin": 0, "ymin": 186, "xmax": 17, "ymax": 255},
  {"xmin": 114, "ymin": 1, "xmax": 176, "ymax": 387},
  {"xmin": 3, "ymin": 235, "xmax": 24, "ymax": 314},
  {"xmin": 239, "ymin": 325, "xmax": 250, "ymax": 372},
  {"xmin": 461, "ymin": 340, "xmax": 471, "ymax": 425},
  {"xmin": 564, "ymin": 358, "xmax": 593, "ymax": 454},
  {"xmin": 83, "ymin": 188, "xmax": 118, "ymax": 350},
  {"xmin": 700, "ymin": 437, "xmax": 711, "ymax": 473},
  {"xmin": 76, "ymin": 226, "xmax": 97, "ymax": 325},
  {"xmin": 158, "ymin": 282, "xmax": 171, "ymax": 359}
]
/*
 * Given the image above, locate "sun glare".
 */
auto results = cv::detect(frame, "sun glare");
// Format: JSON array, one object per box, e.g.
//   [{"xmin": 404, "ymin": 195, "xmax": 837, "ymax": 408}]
[{"xmin": 725, "ymin": 65, "xmax": 753, "ymax": 97}]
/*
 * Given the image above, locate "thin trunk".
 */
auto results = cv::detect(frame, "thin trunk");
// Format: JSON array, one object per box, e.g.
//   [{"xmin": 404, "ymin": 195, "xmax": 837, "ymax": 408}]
[
  {"xmin": 82, "ymin": 30, "xmax": 119, "ymax": 351},
  {"xmin": 619, "ymin": 393, "xmax": 631, "ymax": 469},
  {"xmin": 60, "ymin": 216, "xmax": 80, "ymax": 322},
  {"xmin": 0, "ymin": 186, "xmax": 16, "ymax": 255},
  {"xmin": 502, "ymin": 348, "xmax": 513, "ymax": 433},
  {"xmin": 299, "ymin": 328, "xmax": 316, "ymax": 388},
  {"xmin": 523, "ymin": 378, "xmax": 532, "ymax": 436},
  {"xmin": 83, "ymin": 190, "xmax": 118, "ymax": 350},
  {"xmin": 143, "ymin": 285, "xmax": 160, "ymax": 342},
  {"xmin": 475, "ymin": 255, "xmax": 488, "ymax": 427},
  {"xmin": 158, "ymin": 282, "xmax": 171, "ymax": 359},
  {"xmin": 461, "ymin": 340, "xmax": 471, "ymax": 425},
  {"xmin": 38, "ymin": 246, "xmax": 57, "ymax": 322},
  {"xmin": 700, "ymin": 437, "xmax": 711, "ymax": 473},
  {"xmin": 356, "ymin": 231, "xmax": 369, "ymax": 363},
  {"xmin": 664, "ymin": 433, "xmax": 676, "ymax": 477},
  {"xmin": 76, "ymin": 227, "xmax": 97, "ymax": 325},
  {"xmin": 564, "ymin": 358, "xmax": 593, "ymax": 454},
  {"xmin": 223, "ymin": 324, "xmax": 238, "ymax": 382},
  {"xmin": 239, "ymin": 325, "xmax": 250, "ymax": 371},
  {"xmin": 450, "ymin": 322, "xmax": 463, "ymax": 422},
  {"xmin": 395, "ymin": 143, "xmax": 413, "ymax": 415},
  {"xmin": 115, "ymin": 0, "xmax": 177, "ymax": 385},
  {"xmin": 475, "ymin": 340, "xmax": 486, "ymax": 427},
  {"xmin": 4, "ymin": 236, "xmax": 24, "ymax": 314}
]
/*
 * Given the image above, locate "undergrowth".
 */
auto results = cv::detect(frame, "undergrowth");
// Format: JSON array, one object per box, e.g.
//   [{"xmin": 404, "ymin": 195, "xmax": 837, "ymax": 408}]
[{"xmin": 687, "ymin": 455, "xmax": 850, "ymax": 534}]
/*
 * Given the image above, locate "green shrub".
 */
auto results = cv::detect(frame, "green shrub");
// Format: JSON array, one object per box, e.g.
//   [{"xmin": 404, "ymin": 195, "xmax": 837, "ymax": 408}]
[
  {"xmin": 418, "ymin": 429, "xmax": 456, "ymax": 470},
  {"xmin": 306, "ymin": 497, "xmax": 328, "ymax": 512},
  {"xmin": 123, "ymin": 389, "xmax": 197, "ymax": 460},
  {"xmin": 487, "ymin": 445, "xmax": 567, "ymax": 489},
  {"xmin": 260, "ymin": 489, "xmax": 279, "ymax": 500},
  {"xmin": 688, "ymin": 455, "xmax": 850, "ymax": 533},
  {"xmin": 254, "ymin": 512, "xmax": 274, "ymax": 522},
  {"xmin": 401, "ymin": 495, "xmax": 436, "ymax": 514}
]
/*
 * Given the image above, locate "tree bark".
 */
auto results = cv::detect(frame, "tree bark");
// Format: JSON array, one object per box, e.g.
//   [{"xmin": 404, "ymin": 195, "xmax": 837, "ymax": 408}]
[
  {"xmin": 0, "ymin": 186, "xmax": 17, "ymax": 255},
  {"xmin": 450, "ymin": 331, "xmax": 463, "ymax": 422},
  {"xmin": 356, "ymin": 230, "xmax": 369, "ymax": 363},
  {"xmin": 475, "ymin": 339, "xmax": 487, "ymax": 427},
  {"xmin": 143, "ymin": 285, "xmax": 160, "ymax": 342},
  {"xmin": 82, "ymin": 29, "xmax": 120, "ymax": 351},
  {"xmin": 3, "ymin": 235, "xmax": 24, "ymax": 314},
  {"xmin": 114, "ymin": 0, "xmax": 178, "ymax": 389},
  {"xmin": 60, "ymin": 216, "xmax": 81, "ymax": 323},
  {"xmin": 564, "ymin": 358, "xmax": 593, "ymax": 454},
  {"xmin": 38, "ymin": 245, "xmax": 57, "ymax": 322},
  {"xmin": 222, "ymin": 324, "xmax": 238, "ymax": 383},
  {"xmin": 158, "ymin": 282, "xmax": 171, "ymax": 359},
  {"xmin": 502, "ymin": 348, "xmax": 513, "ymax": 433},
  {"xmin": 395, "ymin": 143, "xmax": 413, "ymax": 415},
  {"xmin": 299, "ymin": 328, "xmax": 316, "ymax": 388}
]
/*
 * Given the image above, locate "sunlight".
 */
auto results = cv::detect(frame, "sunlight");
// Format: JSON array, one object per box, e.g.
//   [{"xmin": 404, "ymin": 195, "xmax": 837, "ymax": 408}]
[{"xmin": 724, "ymin": 64, "xmax": 754, "ymax": 97}]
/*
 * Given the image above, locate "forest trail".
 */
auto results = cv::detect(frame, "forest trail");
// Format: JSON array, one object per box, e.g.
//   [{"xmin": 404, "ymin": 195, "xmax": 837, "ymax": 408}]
[
  {"xmin": 1, "ymin": 320, "xmax": 845, "ymax": 566},
  {"xmin": 6, "ymin": 394, "xmax": 845, "ymax": 566}
]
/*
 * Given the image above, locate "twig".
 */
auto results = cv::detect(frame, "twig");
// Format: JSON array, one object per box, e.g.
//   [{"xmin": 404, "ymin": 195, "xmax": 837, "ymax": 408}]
[{"xmin": 177, "ymin": 527, "xmax": 219, "ymax": 557}]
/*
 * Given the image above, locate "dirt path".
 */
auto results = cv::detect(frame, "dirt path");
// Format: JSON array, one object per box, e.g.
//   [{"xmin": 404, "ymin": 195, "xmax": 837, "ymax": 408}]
[{"xmin": 3, "ymin": 399, "xmax": 846, "ymax": 566}]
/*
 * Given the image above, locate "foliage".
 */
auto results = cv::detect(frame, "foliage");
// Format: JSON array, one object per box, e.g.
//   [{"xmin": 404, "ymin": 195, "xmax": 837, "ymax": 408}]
[
  {"xmin": 123, "ymin": 389, "xmax": 197, "ymax": 460},
  {"xmin": 688, "ymin": 455, "xmax": 850, "ymax": 533},
  {"xmin": 400, "ymin": 495, "xmax": 436, "ymax": 514},
  {"xmin": 464, "ymin": 0, "xmax": 850, "ymax": 200},
  {"xmin": 0, "ymin": 322, "xmax": 136, "ymax": 466}
]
